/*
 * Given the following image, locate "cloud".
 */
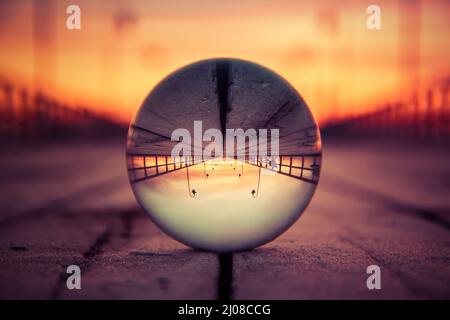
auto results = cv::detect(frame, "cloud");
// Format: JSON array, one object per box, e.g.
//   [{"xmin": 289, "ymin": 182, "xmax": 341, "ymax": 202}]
[
  {"xmin": 113, "ymin": 8, "xmax": 138, "ymax": 32},
  {"xmin": 141, "ymin": 44, "xmax": 169, "ymax": 68},
  {"xmin": 284, "ymin": 46, "xmax": 316, "ymax": 67},
  {"xmin": 314, "ymin": 8, "xmax": 340, "ymax": 35}
]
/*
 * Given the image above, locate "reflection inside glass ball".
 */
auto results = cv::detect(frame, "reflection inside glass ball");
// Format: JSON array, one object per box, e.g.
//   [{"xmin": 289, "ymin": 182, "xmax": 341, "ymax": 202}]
[{"xmin": 126, "ymin": 58, "xmax": 322, "ymax": 252}]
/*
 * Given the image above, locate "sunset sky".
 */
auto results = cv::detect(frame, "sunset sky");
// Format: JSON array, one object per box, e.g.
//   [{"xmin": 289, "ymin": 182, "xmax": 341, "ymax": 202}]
[
  {"xmin": 0, "ymin": 0, "xmax": 448, "ymax": 124},
  {"xmin": 132, "ymin": 160, "xmax": 316, "ymax": 251}
]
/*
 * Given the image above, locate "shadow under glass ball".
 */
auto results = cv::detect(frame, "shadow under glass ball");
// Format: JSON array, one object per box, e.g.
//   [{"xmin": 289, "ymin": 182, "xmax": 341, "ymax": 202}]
[{"xmin": 126, "ymin": 58, "xmax": 322, "ymax": 252}]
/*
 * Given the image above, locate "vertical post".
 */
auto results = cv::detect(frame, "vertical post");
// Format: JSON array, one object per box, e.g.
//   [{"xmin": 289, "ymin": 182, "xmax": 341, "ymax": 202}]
[
  {"xmin": 143, "ymin": 156, "xmax": 148, "ymax": 178},
  {"xmin": 130, "ymin": 155, "xmax": 135, "ymax": 182},
  {"xmin": 2, "ymin": 82, "xmax": 14, "ymax": 126},
  {"xmin": 19, "ymin": 89, "xmax": 30, "ymax": 136},
  {"xmin": 441, "ymin": 84, "xmax": 448, "ymax": 138},
  {"xmin": 289, "ymin": 156, "xmax": 292, "ymax": 175},
  {"xmin": 300, "ymin": 156, "xmax": 304, "ymax": 179},
  {"xmin": 413, "ymin": 92, "xmax": 420, "ymax": 140},
  {"xmin": 426, "ymin": 89, "xmax": 433, "ymax": 139}
]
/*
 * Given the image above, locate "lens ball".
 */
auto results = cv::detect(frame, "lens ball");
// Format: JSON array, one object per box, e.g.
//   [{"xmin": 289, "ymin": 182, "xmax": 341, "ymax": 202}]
[{"xmin": 126, "ymin": 58, "xmax": 321, "ymax": 252}]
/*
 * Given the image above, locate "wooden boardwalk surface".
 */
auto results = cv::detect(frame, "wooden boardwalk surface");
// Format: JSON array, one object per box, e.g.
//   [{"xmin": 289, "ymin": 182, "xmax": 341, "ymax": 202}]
[{"xmin": 0, "ymin": 140, "xmax": 449, "ymax": 299}]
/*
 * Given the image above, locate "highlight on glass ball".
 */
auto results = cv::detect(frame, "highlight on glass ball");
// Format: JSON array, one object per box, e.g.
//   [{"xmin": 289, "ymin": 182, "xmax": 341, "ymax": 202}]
[{"xmin": 126, "ymin": 58, "xmax": 322, "ymax": 252}]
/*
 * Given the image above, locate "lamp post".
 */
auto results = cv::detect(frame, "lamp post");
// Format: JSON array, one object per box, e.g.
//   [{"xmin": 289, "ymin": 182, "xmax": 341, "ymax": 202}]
[
  {"xmin": 251, "ymin": 166, "xmax": 261, "ymax": 198},
  {"xmin": 203, "ymin": 162, "xmax": 209, "ymax": 179},
  {"xmin": 186, "ymin": 165, "xmax": 196, "ymax": 197}
]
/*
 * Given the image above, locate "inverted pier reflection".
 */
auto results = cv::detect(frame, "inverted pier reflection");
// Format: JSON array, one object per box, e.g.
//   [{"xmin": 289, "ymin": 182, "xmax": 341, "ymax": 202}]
[{"xmin": 127, "ymin": 154, "xmax": 321, "ymax": 185}]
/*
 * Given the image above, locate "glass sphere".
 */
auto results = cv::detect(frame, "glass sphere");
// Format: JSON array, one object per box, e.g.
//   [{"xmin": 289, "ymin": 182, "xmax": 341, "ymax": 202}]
[{"xmin": 126, "ymin": 58, "xmax": 321, "ymax": 252}]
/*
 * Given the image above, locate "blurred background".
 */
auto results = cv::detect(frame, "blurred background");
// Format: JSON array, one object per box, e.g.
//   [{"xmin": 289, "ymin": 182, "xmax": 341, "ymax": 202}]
[
  {"xmin": 0, "ymin": 0, "xmax": 449, "ymax": 299},
  {"xmin": 0, "ymin": 0, "xmax": 448, "ymax": 141}
]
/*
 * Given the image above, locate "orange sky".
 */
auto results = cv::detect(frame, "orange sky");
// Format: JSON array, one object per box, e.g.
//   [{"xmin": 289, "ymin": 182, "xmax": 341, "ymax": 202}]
[{"xmin": 0, "ymin": 0, "xmax": 448, "ymax": 124}]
